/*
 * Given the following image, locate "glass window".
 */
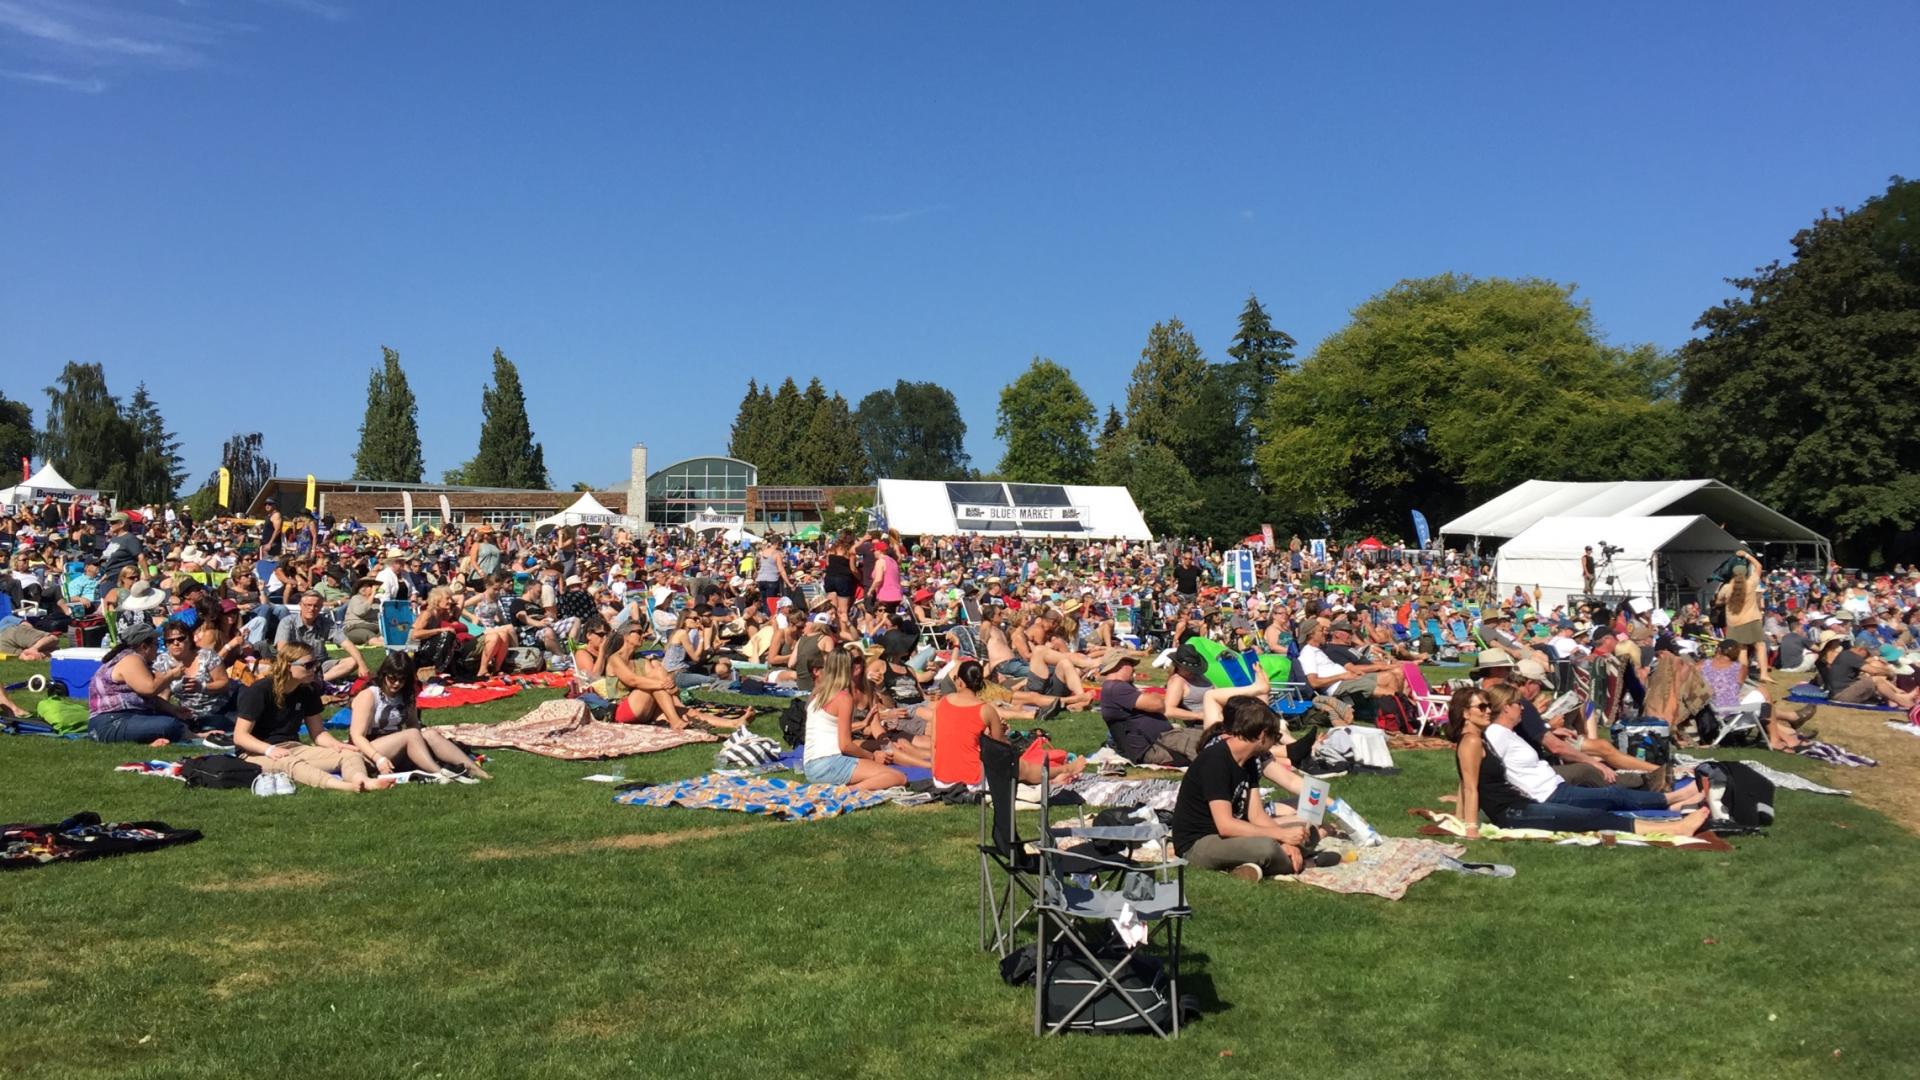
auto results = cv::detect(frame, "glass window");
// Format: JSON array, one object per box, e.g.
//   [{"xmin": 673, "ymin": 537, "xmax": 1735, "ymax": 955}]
[{"xmin": 645, "ymin": 457, "xmax": 757, "ymax": 527}]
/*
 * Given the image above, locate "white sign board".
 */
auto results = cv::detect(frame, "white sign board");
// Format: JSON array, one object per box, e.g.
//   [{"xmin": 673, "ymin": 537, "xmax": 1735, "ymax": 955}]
[{"xmin": 953, "ymin": 503, "xmax": 1089, "ymax": 527}]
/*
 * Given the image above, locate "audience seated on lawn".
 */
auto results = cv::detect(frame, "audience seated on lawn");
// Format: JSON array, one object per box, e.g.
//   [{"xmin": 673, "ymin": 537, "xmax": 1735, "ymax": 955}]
[
  {"xmin": 1170, "ymin": 697, "xmax": 1328, "ymax": 882},
  {"xmin": 801, "ymin": 650, "xmax": 908, "ymax": 791},
  {"xmin": 233, "ymin": 643, "xmax": 395, "ymax": 793},
  {"xmin": 347, "ymin": 653, "xmax": 491, "ymax": 780}
]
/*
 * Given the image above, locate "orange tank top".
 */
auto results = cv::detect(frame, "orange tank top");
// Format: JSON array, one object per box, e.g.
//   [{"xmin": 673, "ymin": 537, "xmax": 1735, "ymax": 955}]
[{"xmin": 931, "ymin": 697, "xmax": 989, "ymax": 786}]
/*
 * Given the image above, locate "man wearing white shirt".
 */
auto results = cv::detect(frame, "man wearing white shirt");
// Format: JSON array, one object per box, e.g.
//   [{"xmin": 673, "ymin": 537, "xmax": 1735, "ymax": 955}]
[{"xmin": 1296, "ymin": 621, "xmax": 1369, "ymax": 726}]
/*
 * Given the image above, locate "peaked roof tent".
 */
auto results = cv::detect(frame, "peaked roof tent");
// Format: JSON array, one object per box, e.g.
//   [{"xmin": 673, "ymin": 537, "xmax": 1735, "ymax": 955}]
[
  {"xmin": 1439, "ymin": 479, "xmax": 1827, "ymax": 548},
  {"xmin": 533, "ymin": 492, "xmax": 625, "ymax": 530}
]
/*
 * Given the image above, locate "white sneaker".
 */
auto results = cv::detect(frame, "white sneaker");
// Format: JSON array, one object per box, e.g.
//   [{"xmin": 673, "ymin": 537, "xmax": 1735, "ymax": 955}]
[
  {"xmin": 273, "ymin": 772, "xmax": 295, "ymax": 795},
  {"xmin": 1229, "ymin": 862, "xmax": 1264, "ymax": 883},
  {"xmin": 251, "ymin": 773, "xmax": 278, "ymax": 797}
]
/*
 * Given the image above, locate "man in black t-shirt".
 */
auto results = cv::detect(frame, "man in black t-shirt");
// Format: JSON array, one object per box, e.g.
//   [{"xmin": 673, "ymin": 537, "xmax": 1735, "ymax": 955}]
[
  {"xmin": 1097, "ymin": 653, "xmax": 1204, "ymax": 765},
  {"xmin": 1828, "ymin": 638, "xmax": 1918, "ymax": 708},
  {"xmin": 1172, "ymin": 552, "xmax": 1202, "ymax": 601},
  {"xmin": 1169, "ymin": 698, "xmax": 1311, "ymax": 881}
]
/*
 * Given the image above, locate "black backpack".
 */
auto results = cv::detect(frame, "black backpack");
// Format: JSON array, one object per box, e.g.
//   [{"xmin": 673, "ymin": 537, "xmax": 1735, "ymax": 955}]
[
  {"xmin": 1694, "ymin": 761, "xmax": 1775, "ymax": 829},
  {"xmin": 180, "ymin": 753, "xmax": 263, "ymax": 789},
  {"xmin": 999, "ymin": 943, "xmax": 1178, "ymax": 1034},
  {"xmin": 778, "ymin": 698, "xmax": 809, "ymax": 748}
]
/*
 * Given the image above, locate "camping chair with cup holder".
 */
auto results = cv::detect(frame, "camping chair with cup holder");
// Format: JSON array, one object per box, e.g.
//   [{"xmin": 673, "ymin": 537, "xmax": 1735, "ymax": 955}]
[{"xmin": 976, "ymin": 736, "xmax": 1191, "ymax": 1038}]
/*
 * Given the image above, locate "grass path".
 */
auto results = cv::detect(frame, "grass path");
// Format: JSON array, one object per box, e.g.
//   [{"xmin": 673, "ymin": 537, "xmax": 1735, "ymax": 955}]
[{"xmin": 2, "ymin": 659, "xmax": 1918, "ymax": 1078}]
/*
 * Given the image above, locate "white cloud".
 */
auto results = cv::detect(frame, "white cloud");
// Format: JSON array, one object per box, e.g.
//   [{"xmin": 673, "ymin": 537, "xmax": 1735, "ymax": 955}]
[
  {"xmin": 1, "ymin": 65, "xmax": 103, "ymax": 90},
  {"xmin": 0, "ymin": 0, "xmax": 347, "ymax": 90},
  {"xmin": 861, "ymin": 205, "xmax": 947, "ymax": 225}
]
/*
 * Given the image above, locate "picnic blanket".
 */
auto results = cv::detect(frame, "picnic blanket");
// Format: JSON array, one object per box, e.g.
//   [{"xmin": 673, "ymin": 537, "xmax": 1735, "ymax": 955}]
[
  {"xmin": 1784, "ymin": 684, "xmax": 1906, "ymax": 714},
  {"xmin": 775, "ymin": 745, "xmax": 931, "ymax": 784},
  {"xmin": 1386, "ymin": 733, "xmax": 1455, "ymax": 751},
  {"xmin": 615, "ymin": 773, "xmax": 888, "ymax": 821},
  {"xmin": 1063, "ymin": 777, "xmax": 1182, "ymax": 811},
  {"xmin": 437, "ymin": 698, "xmax": 716, "ymax": 760},
  {"xmin": 1671, "ymin": 753, "xmax": 1851, "ymax": 796},
  {"xmin": 418, "ymin": 683, "xmax": 523, "ymax": 710},
  {"xmin": 3, "ymin": 812, "xmax": 202, "ymax": 871},
  {"xmin": 115, "ymin": 760, "xmax": 185, "ymax": 781},
  {"xmin": 1408, "ymin": 809, "xmax": 1734, "ymax": 851},
  {"xmin": 1789, "ymin": 740, "xmax": 1878, "ymax": 768},
  {"xmin": 1282, "ymin": 836, "xmax": 1465, "ymax": 901}
]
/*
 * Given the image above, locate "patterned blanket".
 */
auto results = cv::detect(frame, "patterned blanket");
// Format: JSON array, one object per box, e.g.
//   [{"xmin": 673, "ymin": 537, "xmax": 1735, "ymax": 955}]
[
  {"xmin": 1282, "ymin": 836, "xmax": 1465, "ymax": 901},
  {"xmin": 1671, "ymin": 753, "xmax": 1851, "ymax": 796},
  {"xmin": 1063, "ymin": 778, "xmax": 1182, "ymax": 810},
  {"xmin": 437, "ymin": 698, "xmax": 716, "ymax": 760},
  {"xmin": 615, "ymin": 774, "xmax": 887, "ymax": 821}
]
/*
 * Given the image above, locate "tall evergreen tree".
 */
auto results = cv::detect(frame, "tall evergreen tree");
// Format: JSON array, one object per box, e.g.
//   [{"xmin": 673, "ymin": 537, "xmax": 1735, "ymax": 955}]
[
  {"xmin": 0, "ymin": 391, "xmax": 33, "ymax": 476},
  {"xmin": 1124, "ymin": 318, "xmax": 1210, "ymax": 464},
  {"xmin": 760, "ymin": 377, "xmax": 807, "ymax": 483},
  {"xmin": 995, "ymin": 357, "xmax": 1096, "ymax": 484},
  {"xmin": 112, "ymin": 383, "xmax": 185, "ymax": 505},
  {"xmin": 39, "ymin": 361, "xmax": 133, "ymax": 489},
  {"xmin": 727, "ymin": 379, "xmax": 771, "ymax": 466},
  {"xmin": 1224, "ymin": 293, "xmax": 1297, "ymax": 443},
  {"xmin": 352, "ymin": 347, "xmax": 425, "ymax": 483},
  {"xmin": 468, "ymin": 348, "xmax": 549, "ymax": 489}
]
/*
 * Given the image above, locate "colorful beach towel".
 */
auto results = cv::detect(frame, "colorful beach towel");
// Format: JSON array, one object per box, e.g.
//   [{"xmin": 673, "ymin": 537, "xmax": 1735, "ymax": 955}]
[
  {"xmin": 437, "ymin": 698, "xmax": 716, "ymax": 760},
  {"xmin": 615, "ymin": 774, "xmax": 887, "ymax": 821},
  {"xmin": 115, "ymin": 760, "xmax": 185, "ymax": 781},
  {"xmin": 1789, "ymin": 740, "xmax": 1878, "ymax": 768},
  {"xmin": 2, "ymin": 812, "xmax": 203, "ymax": 871},
  {"xmin": 1784, "ymin": 684, "xmax": 1907, "ymax": 714}
]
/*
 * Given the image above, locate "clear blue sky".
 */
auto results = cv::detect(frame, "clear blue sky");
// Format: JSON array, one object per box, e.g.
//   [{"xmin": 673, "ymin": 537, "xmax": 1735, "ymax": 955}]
[{"xmin": 4, "ymin": 1, "xmax": 1915, "ymax": 490}]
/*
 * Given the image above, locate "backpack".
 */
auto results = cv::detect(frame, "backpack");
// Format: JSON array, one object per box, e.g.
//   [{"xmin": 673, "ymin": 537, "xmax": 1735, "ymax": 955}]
[
  {"xmin": 778, "ymin": 697, "xmax": 809, "ymax": 749},
  {"xmin": 1613, "ymin": 720, "xmax": 1673, "ymax": 765},
  {"xmin": 505, "ymin": 646, "xmax": 545, "ymax": 674},
  {"xmin": 179, "ymin": 753, "xmax": 264, "ymax": 789},
  {"xmin": 36, "ymin": 697, "xmax": 89, "ymax": 735},
  {"xmin": 1694, "ymin": 761, "xmax": 1775, "ymax": 829},
  {"xmin": 717, "ymin": 728, "xmax": 784, "ymax": 769}
]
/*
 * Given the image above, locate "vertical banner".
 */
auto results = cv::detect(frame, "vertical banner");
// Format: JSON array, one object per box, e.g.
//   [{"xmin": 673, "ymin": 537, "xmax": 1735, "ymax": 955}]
[
  {"xmin": 401, "ymin": 490, "xmax": 415, "ymax": 528},
  {"xmin": 1261, "ymin": 523, "xmax": 1275, "ymax": 549},
  {"xmin": 217, "ymin": 467, "xmax": 231, "ymax": 508},
  {"xmin": 438, "ymin": 494, "xmax": 452, "ymax": 525},
  {"xmin": 1223, "ymin": 549, "xmax": 1256, "ymax": 592},
  {"xmin": 305, "ymin": 474, "xmax": 317, "ymax": 512},
  {"xmin": 1309, "ymin": 538, "xmax": 1327, "ymax": 562},
  {"xmin": 1411, "ymin": 510, "xmax": 1431, "ymax": 549}
]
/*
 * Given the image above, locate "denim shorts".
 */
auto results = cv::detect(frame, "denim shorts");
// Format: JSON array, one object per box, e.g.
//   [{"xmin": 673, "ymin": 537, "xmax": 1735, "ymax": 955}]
[
  {"xmin": 997, "ymin": 657, "xmax": 1031, "ymax": 679},
  {"xmin": 803, "ymin": 753, "xmax": 859, "ymax": 786}
]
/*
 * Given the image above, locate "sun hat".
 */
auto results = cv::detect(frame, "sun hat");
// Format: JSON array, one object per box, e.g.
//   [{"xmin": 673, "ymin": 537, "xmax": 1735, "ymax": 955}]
[
  {"xmin": 1472, "ymin": 648, "xmax": 1515, "ymax": 671},
  {"xmin": 1098, "ymin": 652, "xmax": 1139, "ymax": 674},
  {"xmin": 1513, "ymin": 658, "xmax": 1549, "ymax": 683},
  {"xmin": 121, "ymin": 580, "xmax": 167, "ymax": 612}
]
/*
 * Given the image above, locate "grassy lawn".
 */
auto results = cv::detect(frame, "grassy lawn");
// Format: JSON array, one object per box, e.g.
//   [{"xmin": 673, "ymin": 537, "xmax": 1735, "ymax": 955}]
[{"xmin": 3, "ymin": 656, "xmax": 1918, "ymax": 1079}]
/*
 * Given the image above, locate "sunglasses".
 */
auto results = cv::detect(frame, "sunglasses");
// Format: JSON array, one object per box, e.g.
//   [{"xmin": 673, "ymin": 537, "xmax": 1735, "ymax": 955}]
[{"xmin": 1467, "ymin": 702, "xmax": 1490, "ymax": 712}]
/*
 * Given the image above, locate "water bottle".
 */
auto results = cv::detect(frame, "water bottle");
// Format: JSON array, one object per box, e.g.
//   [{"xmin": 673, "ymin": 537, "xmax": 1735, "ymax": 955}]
[{"xmin": 1330, "ymin": 797, "xmax": 1382, "ymax": 847}]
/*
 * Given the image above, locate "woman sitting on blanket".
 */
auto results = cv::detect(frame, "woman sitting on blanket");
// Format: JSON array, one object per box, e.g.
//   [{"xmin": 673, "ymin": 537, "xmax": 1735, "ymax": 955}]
[
  {"xmin": 925, "ymin": 659, "xmax": 1085, "ymax": 787},
  {"xmin": 802, "ymin": 650, "xmax": 909, "ymax": 791},
  {"xmin": 607, "ymin": 624, "xmax": 742, "ymax": 730},
  {"xmin": 1448, "ymin": 685, "xmax": 1708, "ymax": 838},
  {"xmin": 347, "ymin": 652, "xmax": 491, "ymax": 780},
  {"xmin": 410, "ymin": 586, "xmax": 485, "ymax": 677},
  {"xmin": 234, "ymin": 643, "xmax": 395, "ymax": 793}
]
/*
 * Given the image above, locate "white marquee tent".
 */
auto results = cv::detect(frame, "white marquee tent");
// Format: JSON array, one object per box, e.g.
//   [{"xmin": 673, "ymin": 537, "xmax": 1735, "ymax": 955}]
[
  {"xmin": 1494, "ymin": 515, "xmax": 1741, "ymax": 610},
  {"xmin": 532, "ymin": 492, "xmax": 625, "ymax": 531},
  {"xmin": 875, "ymin": 479, "xmax": 1152, "ymax": 541},
  {"xmin": 1441, "ymin": 479, "xmax": 1827, "ymax": 564},
  {"xmin": 0, "ymin": 463, "xmax": 92, "ymax": 506}
]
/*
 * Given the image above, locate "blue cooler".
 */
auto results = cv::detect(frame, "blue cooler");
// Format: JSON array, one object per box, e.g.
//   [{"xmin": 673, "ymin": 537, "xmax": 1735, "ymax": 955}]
[{"xmin": 49, "ymin": 646, "xmax": 108, "ymax": 697}]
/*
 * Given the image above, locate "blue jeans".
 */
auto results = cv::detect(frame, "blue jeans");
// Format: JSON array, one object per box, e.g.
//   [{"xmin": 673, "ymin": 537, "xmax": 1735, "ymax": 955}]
[
  {"xmin": 90, "ymin": 710, "xmax": 190, "ymax": 743},
  {"xmin": 1545, "ymin": 784, "xmax": 1668, "ymax": 813},
  {"xmin": 671, "ymin": 671, "xmax": 720, "ymax": 690},
  {"xmin": 245, "ymin": 604, "xmax": 289, "ymax": 647}
]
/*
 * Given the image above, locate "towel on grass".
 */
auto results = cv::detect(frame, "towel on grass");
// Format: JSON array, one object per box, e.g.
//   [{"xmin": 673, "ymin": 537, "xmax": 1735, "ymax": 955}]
[
  {"xmin": 1408, "ymin": 809, "xmax": 1733, "ymax": 851},
  {"xmin": 2, "ymin": 812, "xmax": 202, "ymax": 871},
  {"xmin": 1886, "ymin": 722, "xmax": 1920, "ymax": 738},
  {"xmin": 115, "ymin": 760, "xmax": 185, "ymax": 781},
  {"xmin": 1671, "ymin": 753, "xmax": 1851, "ymax": 796},
  {"xmin": 418, "ymin": 683, "xmax": 523, "ymax": 710},
  {"xmin": 1064, "ymin": 777, "xmax": 1182, "ymax": 811},
  {"xmin": 437, "ymin": 698, "xmax": 716, "ymax": 760},
  {"xmin": 1784, "ymin": 684, "xmax": 1906, "ymax": 714},
  {"xmin": 1789, "ymin": 741, "xmax": 1878, "ymax": 768},
  {"xmin": 615, "ymin": 774, "xmax": 887, "ymax": 821},
  {"xmin": 1281, "ymin": 836, "xmax": 1465, "ymax": 901}
]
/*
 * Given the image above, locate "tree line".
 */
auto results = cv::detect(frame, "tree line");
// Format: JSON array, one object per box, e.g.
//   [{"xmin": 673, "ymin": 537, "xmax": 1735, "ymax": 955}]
[
  {"xmin": 9, "ymin": 347, "xmax": 553, "ymax": 516},
  {"xmin": 7, "ymin": 177, "xmax": 1913, "ymax": 559}
]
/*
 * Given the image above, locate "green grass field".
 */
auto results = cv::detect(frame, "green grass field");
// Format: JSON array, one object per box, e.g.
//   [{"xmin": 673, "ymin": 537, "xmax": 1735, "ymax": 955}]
[{"xmin": 3, "ymin": 656, "xmax": 1918, "ymax": 1079}]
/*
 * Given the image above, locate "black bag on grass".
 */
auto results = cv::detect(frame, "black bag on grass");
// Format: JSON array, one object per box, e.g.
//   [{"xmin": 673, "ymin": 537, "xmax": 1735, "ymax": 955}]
[
  {"xmin": 1695, "ymin": 761, "xmax": 1775, "ymax": 829},
  {"xmin": 999, "ymin": 944, "xmax": 1176, "ymax": 1034},
  {"xmin": 778, "ymin": 698, "xmax": 808, "ymax": 748},
  {"xmin": 180, "ymin": 753, "xmax": 262, "ymax": 789}
]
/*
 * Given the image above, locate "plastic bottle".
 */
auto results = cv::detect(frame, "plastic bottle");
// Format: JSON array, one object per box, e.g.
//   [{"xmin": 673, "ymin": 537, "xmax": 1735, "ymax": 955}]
[{"xmin": 1330, "ymin": 797, "xmax": 1382, "ymax": 847}]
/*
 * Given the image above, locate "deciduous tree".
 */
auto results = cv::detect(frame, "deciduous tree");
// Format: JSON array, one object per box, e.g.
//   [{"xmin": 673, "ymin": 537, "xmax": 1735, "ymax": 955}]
[
  {"xmin": 854, "ymin": 381, "xmax": 970, "ymax": 480},
  {"xmin": 995, "ymin": 357, "xmax": 1095, "ymax": 484}
]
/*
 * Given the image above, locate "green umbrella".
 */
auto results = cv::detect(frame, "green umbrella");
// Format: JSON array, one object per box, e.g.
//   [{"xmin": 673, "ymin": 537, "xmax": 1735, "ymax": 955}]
[{"xmin": 792, "ymin": 524, "xmax": 823, "ymax": 540}]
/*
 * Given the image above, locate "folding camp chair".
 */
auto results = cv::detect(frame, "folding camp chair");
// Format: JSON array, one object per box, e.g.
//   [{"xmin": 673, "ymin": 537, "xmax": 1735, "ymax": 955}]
[
  {"xmin": 379, "ymin": 600, "xmax": 416, "ymax": 652},
  {"xmin": 1399, "ymin": 663, "xmax": 1451, "ymax": 735},
  {"xmin": 1709, "ymin": 689, "xmax": 1768, "ymax": 747},
  {"xmin": 1112, "ymin": 606, "xmax": 1141, "ymax": 650}
]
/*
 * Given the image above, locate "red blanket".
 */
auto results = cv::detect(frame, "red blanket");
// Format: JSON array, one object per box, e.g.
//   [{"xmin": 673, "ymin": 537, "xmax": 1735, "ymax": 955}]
[{"xmin": 418, "ymin": 684, "xmax": 523, "ymax": 710}]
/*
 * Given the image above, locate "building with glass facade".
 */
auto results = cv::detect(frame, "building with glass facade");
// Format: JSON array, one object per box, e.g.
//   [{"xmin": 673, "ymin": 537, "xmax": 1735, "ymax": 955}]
[{"xmin": 644, "ymin": 456, "xmax": 757, "ymax": 527}]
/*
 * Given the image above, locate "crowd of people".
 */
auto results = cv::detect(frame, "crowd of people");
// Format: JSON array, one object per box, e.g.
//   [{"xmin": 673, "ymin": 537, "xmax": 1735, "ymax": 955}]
[{"xmin": 2, "ymin": 489, "xmax": 1917, "ymax": 864}]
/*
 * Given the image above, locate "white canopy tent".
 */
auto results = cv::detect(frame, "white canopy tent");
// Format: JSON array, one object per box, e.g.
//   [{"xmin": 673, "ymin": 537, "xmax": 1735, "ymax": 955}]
[
  {"xmin": 875, "ymin": 479, "xmax": 1152, "ymax": 541},
  {"xmin": 1494, "ymin": 515, "xmax": 1741, "ymax": 610},
  {"xmin": 0, "ymin": 463, "xmax": 94, "ymax": 506},
  {"xmin": 532, "ymin": 492, "xmax": 624, "ymax": 531},
  {"xmin": 1441, "ymin": 479, "xmax": 1828, "ymax": 567}
]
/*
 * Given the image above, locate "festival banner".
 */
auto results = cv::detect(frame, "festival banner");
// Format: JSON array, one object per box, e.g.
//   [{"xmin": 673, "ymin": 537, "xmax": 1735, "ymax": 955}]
[
  {"xmin": 1411, "ymin": 510, "xmax": 1431, "ymax": 549},
  {"xmin": 305, "ymin": 474, "xmax": 317, "ymax": 512},
  {"xmin": 1261, "ymin": 523, "xmax": 1275, "ymax": 549},
  {"xmin": 402, "ymin": 490, "xmax": 415, "ymax": 527},
  {"xmin": 217, "ymin": 467, "xmax": 231, "ymax": 508},
  {"xmin": 438, "ymin": 494, "xmax": 452, "ymax": 524}
]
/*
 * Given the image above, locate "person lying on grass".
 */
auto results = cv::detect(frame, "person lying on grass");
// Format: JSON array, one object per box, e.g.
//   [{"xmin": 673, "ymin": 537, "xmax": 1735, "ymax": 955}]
[
  {"xmin": 1448, "ymin": 685, "xmax": 1708, "ymax": 838},
  {"xmin": 801, "ymin": 650, "xmax": 908, "ymax": 791},
  {"xmin": 347, "ymin": 653, "xmax": 491, "ymax": 781},
  {"xmin": 234, "ymin": 643, "xmax": 395, "ymax": 793},
  {"xmin": 1168, "ymin": 696, "xmax": 1330, "ymax": 883}
]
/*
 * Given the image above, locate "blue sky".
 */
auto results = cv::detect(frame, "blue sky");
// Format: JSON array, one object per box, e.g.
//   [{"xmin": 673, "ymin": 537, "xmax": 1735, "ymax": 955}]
[{"xmin": 3, "ymin": 1, "xmax": 1915, "ymax": 490}]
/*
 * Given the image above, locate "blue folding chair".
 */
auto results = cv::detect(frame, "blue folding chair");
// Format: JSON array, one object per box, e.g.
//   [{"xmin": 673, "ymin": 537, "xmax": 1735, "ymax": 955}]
[{"xmin": 380, "ymin": 600, "xmax": 416, "ymax": 650}]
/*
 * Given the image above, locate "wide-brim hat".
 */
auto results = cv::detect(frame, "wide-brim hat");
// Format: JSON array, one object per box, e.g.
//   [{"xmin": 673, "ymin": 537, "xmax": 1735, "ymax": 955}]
[
  {"xmin": 1472, "ymin": 648, "xmax": 1514, "ymax": 671},
  {"xmin": 121, "ymin": 581, "xmax": 167, "ymax": 611}
]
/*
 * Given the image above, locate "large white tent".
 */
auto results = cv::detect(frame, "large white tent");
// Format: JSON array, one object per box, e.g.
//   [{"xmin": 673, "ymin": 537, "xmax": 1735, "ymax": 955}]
[
  {"xmin": 876, "ymin": 479, "xmax": 1152, "ymax": 541},
  {"xmin": 1441, "ymin": 479, "xmax": 1827, "ymax": 564},
  {"xmin": 532, "ymin": 492, "xmax": 625, "ymax": 531},
  {"xmin": 0, "ymin": 463, "xmax": 91, "ymax": 506},
  {"xmin": 1494, "ymin": 515, "xmax": 1741, "ymax": 609}
]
